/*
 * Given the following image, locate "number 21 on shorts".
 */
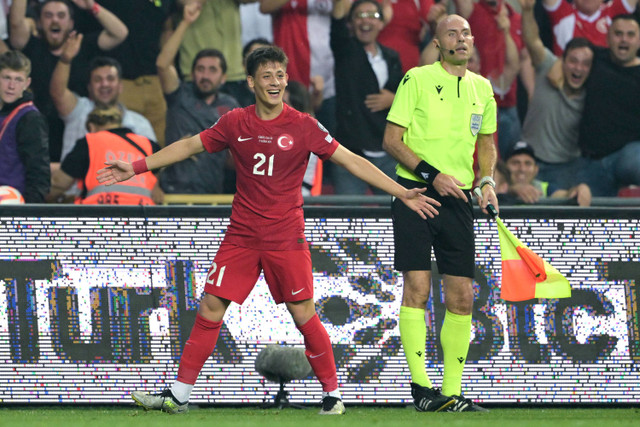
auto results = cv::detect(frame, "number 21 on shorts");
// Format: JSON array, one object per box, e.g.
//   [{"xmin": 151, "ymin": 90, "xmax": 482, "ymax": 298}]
[{"xmin": 206, "ymin": 262, "xmax": 227, "ymax": 287}]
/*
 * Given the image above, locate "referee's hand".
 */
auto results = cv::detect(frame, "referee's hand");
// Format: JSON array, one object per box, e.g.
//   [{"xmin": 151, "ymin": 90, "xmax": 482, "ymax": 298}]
[{"xmin": 432, "ymin": 173, "xmax": 468, "ymax": 202}]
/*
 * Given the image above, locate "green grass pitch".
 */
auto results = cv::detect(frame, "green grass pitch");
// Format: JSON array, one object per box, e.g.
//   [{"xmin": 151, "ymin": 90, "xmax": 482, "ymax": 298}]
[{"xmin": 1, "ymin": 406, "xmax": 639, "ymax": 427}]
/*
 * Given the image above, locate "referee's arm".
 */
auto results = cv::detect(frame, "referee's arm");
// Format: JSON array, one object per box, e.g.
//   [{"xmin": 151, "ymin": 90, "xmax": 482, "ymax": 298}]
[
  {"xmin": 383, "ymin": 121, "xmax": 468, "ymax": 201},
  {"xmin": 382, "ymin": 121, "xmax": 421, "ymax": 170},
  {"xmin": 476, "ymin": 133, "xmax": 499, "ymax": 215}
]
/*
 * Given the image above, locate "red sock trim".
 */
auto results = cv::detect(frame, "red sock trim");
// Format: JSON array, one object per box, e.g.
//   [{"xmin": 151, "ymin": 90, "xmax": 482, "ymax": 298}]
[
  {"xmin": 298, "ymin": 314, "xmax": 338, "ymax": 392},
  {"xmin": 176, "ymin": 314, "xmax": 222, "ymax": 385}
]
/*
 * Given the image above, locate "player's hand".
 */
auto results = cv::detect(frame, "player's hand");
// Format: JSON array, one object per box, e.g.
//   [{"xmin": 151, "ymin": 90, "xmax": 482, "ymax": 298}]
[
  {"xmin": 399, "ymin": 187, "xmax": 440, "ymax": 220},
  {"xmin": 364, "ymin": 89, "xmax": 394, "ymax": 113},
  {"xmin": 97, "ymin": 160, "xmax": 135, "ymax": 185},
  {"xmin": 510, "ymin": 183, "xmax": 542, "ymax": 204},
  {"xmin": 432, "ymin": 173, "xmax": 468, "ymax": 202},
  {"xmin": 479, "ymin": 184, "xmax": 499, "ymax": 217}
]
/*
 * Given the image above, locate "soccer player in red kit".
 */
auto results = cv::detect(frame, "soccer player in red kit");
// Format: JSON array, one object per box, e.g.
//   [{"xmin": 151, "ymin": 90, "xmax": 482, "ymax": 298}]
[{"xmin": 97, "ymin": 46, "xmax": 440, "ymax": 415}]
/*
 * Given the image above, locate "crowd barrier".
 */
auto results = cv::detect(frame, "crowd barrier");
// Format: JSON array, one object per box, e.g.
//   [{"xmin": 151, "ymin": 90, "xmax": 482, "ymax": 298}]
[{"xmin": 0, "ymin": 203, "xmax": 639, "ymax": 405}]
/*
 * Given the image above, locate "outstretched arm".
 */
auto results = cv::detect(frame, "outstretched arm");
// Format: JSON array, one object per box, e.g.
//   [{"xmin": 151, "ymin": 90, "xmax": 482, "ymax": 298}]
[
  {"xmin": 97, "ymin": 134, "xmax": 205, "ymax": 185},
  {"xmin": 156, "ymin": 1, "xmax": 202, "ymax": 95},
  {"xmin": 9, "ymin": 0, "xmax": 32, "ymax": 50},
  {"xmin": 50, "ymin": 32, "xmax": 82, "ymax": 118},
  {"xmin": 519, "ymin": 0, "xmax": 547, "ymax": 67},
  {"xmin": 72, "ymin": 0, "xmax": 129, "ymax": 51},
  {"xmin": 329, "ymin": 145, "xmax": 440, "ymax": 219},
  {"xmin": 491, "ymin": 4, "xmax": 521, "ymax": 93}
]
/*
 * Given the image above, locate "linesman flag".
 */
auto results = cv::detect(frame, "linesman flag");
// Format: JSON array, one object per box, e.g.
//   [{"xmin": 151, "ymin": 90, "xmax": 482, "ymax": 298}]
[{"xmin": 496, "ymin": 217, "xmax": 571, "ymax": 302}]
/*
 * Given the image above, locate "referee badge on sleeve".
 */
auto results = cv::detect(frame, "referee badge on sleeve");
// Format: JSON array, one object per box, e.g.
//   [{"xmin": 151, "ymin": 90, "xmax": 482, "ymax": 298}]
[{"xmin": 470, "ymin": 114, "xmax": 483, "ymax": 136}]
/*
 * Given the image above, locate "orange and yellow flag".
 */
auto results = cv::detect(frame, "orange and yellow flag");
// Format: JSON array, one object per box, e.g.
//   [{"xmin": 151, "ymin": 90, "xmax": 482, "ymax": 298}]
[{"xmin": 496, "ymin": 217, "xmax": 571, "ymax": 302}]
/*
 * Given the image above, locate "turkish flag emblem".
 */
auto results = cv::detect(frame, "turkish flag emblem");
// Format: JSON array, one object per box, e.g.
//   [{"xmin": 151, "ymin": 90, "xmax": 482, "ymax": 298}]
[{"xmin": 277, "ymin": 134, "xmax": 294, "ymax": 151}]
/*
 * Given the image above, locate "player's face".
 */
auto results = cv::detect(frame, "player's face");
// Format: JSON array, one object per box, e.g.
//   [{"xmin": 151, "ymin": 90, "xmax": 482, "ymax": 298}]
[
  {"xmin": 506, "ymin": 154, "xmax": 539, "ymax": 186},
  {"xmin": 88, "ymin": 66, "xmax": 122, "ymax": 107},
  {"xmin": 40, "ymin": 1, "xmax": 74, "ymax": 50},
  {"xmin": 350, "ymin": 2, "xmax": 384, "ymax": 46},
  {"xmin": 192, "ymin": 56, "xmax": 226, "ymax": 98},
  {"xmin": 562, "ymin": 46, "xmax": 593, "ymax": 91},
  {"xmin": 608, "ymin": 19, "xmax": 640, "ymax": 65},
  {"xmin": 248, "ymin": 61, "xmax": 288, "ymax": 109},
  {"xmin": 435, "ymin": 16, "xmax": 474, "ymax": 66},
  {"xmin": 0, "ymin": 69, "xmax": 31, "ymax": 104}
]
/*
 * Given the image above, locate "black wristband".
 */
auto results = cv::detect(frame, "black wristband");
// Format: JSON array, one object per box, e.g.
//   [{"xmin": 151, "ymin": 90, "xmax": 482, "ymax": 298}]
[{"xmin": 414, "ymin": 160, "xmax": 440, "ymax": 185}]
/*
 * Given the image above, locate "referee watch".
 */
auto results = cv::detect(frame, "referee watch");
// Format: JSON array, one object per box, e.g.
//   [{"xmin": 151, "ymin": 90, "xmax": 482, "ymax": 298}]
[{"xmin": 478, "ymin": 176, "xmax": 496, "ymax": 190}]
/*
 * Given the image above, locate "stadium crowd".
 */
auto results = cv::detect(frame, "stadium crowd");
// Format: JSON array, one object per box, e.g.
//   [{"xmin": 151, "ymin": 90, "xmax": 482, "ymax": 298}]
[{"xmin": 1, "ymin": 0, "xmax": 640, "ymax": 205}]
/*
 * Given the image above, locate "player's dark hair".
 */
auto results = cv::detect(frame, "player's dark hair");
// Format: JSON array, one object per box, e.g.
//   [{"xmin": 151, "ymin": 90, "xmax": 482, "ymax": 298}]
[
  {"xmin": 563, "ymin": 37, "xmax": 593, "ymax": 60},
  {"xmin": 39, "ymin": 0, "xmax": 74, "ymax": 20},
  {"xmin": 89, "ymin": 56, "xmax": 123, "ymax": 80},
  {"xmin": 192, "ymin": 48, "xmax": 228, "ymax": 74},
  {"xmin": 246, "ymin": 45, "xmax": 288, "ymax": 78},
  {"xmin": 0, "ymin": 50, "xmax": 32, "ymax": 76},
  {"xmin": 348, "ymin": 0, "xmax": 384, "ymax": 22}
]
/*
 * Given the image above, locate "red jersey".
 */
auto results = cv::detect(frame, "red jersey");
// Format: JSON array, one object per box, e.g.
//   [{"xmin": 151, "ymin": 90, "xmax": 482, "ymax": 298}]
[
  {"xmin": 200, "ymin": 104, "xmax": 339, "ymax": 250},
  {"xmin": 272, "ymin": 0, "xmax": 335, "ymax": 98},
  {"xmin": 468, "ymin": 0, "xmax": 523, "ymax": 108},
  {"xmin": 545, "ymin": 0, "xmax": 632, "ymax": 55},
  {"xmin": 378, "ymin": 0, "xmax": 433, "ymax": 73}
]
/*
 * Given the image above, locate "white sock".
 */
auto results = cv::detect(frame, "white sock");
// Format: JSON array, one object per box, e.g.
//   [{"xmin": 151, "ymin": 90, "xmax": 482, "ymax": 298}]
[
  {"xmin": 170, "ymin": 381, "xmax": 193, "ymax": 403},
  {"xmin": 322, "ymin": 389, "xmax": 342, "ymax": 399}
]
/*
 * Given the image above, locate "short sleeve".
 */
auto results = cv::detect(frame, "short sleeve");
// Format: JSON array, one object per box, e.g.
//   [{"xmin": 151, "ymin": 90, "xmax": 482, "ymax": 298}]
[
  {"xmin": 387, "ymin": 69, "xmax": 420, "ymax": 129},
  {"xmin": 199, "ymin": 111, "xmax": 231, "ymax": 153},
  {"xmin": 480, "ymin": 85, "xmax": 498, "ymax": 135},
  {"xmin": 306, "ymin": 117, "xmax": 339, "ymax": 161}
]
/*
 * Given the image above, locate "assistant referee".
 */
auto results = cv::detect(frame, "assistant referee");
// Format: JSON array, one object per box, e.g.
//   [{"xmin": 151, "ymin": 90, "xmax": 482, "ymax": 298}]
[{"xmin": 382, "ymin": 14, "xmax": 499, "ymax": 413}]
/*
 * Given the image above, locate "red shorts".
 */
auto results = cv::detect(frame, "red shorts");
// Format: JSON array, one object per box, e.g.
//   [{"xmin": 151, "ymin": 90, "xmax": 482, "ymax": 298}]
[{"xmin": 203, "ymin": 242, "xmax": 314, "ymax": 304}]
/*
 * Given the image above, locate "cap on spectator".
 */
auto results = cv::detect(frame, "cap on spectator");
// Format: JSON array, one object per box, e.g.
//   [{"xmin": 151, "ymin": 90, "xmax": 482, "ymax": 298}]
[{"xmin": 506, "ymin": 141, "xmax": 536, "ymax": 161}]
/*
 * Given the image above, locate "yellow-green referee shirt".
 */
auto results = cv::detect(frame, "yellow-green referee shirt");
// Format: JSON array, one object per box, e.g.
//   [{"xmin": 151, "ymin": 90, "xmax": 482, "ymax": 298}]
[{"xmin": 387, "ymin": 61, "xmax": 497, "ymax": 190}]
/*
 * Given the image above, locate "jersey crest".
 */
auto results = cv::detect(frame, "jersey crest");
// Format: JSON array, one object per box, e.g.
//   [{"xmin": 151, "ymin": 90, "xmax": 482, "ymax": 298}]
[{"xmin": 277, "ymin": 134, "xmax": 295, "ymax": 151}]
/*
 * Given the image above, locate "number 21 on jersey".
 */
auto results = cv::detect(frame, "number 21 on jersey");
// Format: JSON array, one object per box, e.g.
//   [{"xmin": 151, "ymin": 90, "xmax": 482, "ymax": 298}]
[{"xmin": 253, "ymin": 153, "xmax": 274, "ymax": 176}]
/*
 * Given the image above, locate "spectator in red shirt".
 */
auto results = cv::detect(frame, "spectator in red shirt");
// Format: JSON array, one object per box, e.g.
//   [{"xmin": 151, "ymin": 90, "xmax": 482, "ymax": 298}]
[
  {"xmin": 542, "ymin": 0, "xmax": 637, "ymax": 55},
  {"xmin": 455, "ymin": 0, "xmax": 535, "ymax": 159}
]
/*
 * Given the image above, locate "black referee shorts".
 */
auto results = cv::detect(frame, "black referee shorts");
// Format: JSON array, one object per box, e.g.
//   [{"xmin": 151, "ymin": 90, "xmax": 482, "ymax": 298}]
[{"xmin": 392, "ymin": 177, "xmax": 475, "ymax": 278}]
